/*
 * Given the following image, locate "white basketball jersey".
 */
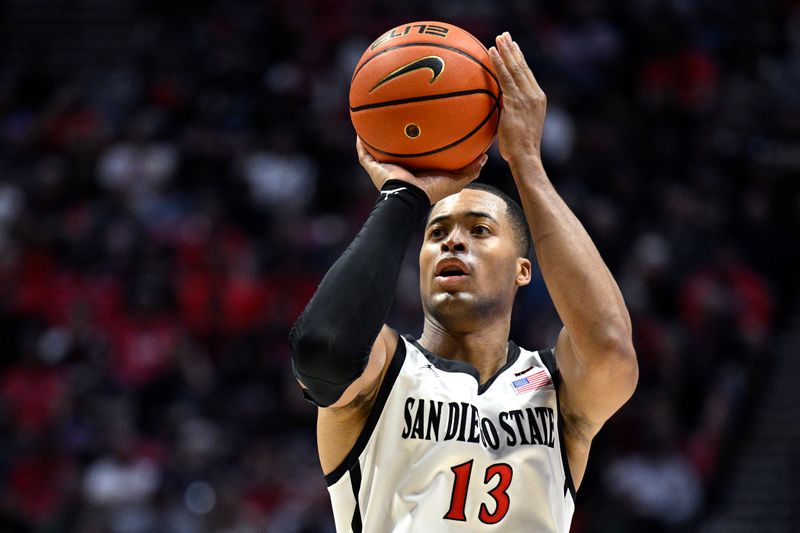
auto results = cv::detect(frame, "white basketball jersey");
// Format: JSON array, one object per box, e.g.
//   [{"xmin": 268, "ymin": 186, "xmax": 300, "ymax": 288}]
[{"xmin": 325, "ymin": 334, "xmax": 576, "ymax": 532}]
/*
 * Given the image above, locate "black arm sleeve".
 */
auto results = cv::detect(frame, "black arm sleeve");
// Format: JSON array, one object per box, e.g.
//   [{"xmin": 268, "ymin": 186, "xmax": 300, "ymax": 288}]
[{"xmin": 288, "ymin": 180, "xmax": 430, "ymax": 406}]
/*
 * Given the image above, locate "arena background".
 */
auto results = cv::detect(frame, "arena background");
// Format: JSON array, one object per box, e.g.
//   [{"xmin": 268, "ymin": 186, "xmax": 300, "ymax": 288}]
[{"xmin": 0, "ymin": 0, "xmax": 798, "ymax": 531}]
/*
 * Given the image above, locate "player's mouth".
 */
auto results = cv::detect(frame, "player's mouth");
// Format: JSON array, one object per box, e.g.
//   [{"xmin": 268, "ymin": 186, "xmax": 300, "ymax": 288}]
[{"xmin": 434, "ymin": 258, "xmax": 471, "ymax": 286}]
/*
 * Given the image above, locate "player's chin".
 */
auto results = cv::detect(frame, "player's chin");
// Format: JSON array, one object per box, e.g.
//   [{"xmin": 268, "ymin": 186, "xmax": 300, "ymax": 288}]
[
  {"xmin": 426, "ymin": 292, "xmax": 484, "ymax": 326},
  {"xmin": 430, "ymin": 289, "xmax": 475, "ymax": 305}
]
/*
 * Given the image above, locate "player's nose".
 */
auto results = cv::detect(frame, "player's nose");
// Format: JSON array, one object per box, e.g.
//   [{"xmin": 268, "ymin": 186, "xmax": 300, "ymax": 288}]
[{"xmin": 440, "ymin": 228, "xmax": 467, "ymax": 253}]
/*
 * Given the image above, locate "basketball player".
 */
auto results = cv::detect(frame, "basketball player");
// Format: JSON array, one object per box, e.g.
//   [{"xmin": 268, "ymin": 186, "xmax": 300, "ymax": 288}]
[{"xmin": 290, "ymin": 32, "xmax": 637, "ymax": 532}]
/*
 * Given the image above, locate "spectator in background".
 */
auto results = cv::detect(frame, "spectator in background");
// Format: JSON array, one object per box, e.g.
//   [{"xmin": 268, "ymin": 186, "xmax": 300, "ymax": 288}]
[
  {"xmin": 82, "ymin": 426, "xmax": 161, "ymax": 533},
  {"xmin": 604, "ymin": 393, "xmax": 704, "ymax": 531},
  {"xmin": 238, "ymin": 129, "xmax": 318, "ymax": 216},
  {"xmin": 96, "ymin": 110, "xmax": 179, "ymax": 218}
]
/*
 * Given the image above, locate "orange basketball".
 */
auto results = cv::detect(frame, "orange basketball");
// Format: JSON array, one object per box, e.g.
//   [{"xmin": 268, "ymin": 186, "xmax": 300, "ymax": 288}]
[{"xmin": 350, "ymin": 21, "xmax": 500, "ymax": 171}]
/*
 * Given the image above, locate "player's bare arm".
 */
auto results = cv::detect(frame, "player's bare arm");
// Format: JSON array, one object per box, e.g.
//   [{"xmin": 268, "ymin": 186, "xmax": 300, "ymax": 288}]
[
  {"xmin": 489, "ymin": 32, "xmax": 639, "ymax": 488},
  {"xmin": 290, "ymin": 138, "xmax": 486, "ymax": 473}
]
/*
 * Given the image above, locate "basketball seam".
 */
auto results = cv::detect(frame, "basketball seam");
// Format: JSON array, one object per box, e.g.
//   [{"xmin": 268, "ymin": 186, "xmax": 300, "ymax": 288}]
[
  {"xmin": 360, "ymin": 98, "xmax": 499, "ymax": 158},
  {"xmin": 351, "ymin": 43, "xmax": 500, "ymax": 96},
  {"xmin": 350, "ymin": 88, "xmax": 498, "ymax": 113}
]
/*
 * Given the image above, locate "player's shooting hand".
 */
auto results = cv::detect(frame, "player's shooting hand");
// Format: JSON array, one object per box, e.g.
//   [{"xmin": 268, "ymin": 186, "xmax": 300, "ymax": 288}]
[
  {"xmin": 356, "ymin": 137, "xmax": 487, "ymax": 204},
  {"xmin": 489, "ymin": 32, "xmax": 546, "ymax": 167}
]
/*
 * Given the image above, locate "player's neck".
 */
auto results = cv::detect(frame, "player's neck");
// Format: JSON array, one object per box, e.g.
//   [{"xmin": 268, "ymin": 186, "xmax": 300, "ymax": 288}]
[{"xmin": 419, "ymin": 318, "xmax": 511, "ymax": 384}]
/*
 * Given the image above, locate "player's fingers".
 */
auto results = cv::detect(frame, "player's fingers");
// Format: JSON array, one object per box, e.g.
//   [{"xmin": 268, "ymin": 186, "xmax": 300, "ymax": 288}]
[
  {"xmin": 488, "ymin": 44, "xmax": 515, "ymax": 93},
  {"xmin": 355, "ymin": 136, "xmax": 368, "ymax": 159},
  {"xmin": 509, "ymin": 39, "xmax": 540, "ymax": 92},
  {"xmin": 356, "ymin": 136, "xmax": 377, "ymax": 168},
  {"xmin": 452, "ymin": 153, "xmax": 488, "ymax": 183},
  {"xmin": 495, "ymin": 32, "xmax": 533, "ymax": 91}
]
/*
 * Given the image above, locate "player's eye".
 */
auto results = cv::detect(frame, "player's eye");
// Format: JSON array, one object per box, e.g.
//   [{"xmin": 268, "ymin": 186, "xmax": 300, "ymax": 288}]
[
  {"xmin": 472, "ymin": 225, "xmax": 490, "ymax": 235},
  {"xmin": 429, "ymin": 227, "xmax": 445, "ymax": 239}
]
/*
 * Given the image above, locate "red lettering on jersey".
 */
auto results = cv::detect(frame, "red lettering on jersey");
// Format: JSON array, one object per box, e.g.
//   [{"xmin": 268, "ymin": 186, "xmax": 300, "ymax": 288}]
[
  {"xmin": 444, "ymin": 461, "xmax": 514, "ymax": 524},
  {"xmin": 478, "ymin": 463, "xmax": 513, "ymax": 524},
  {"xmin": 443, "ymin": 460, "xmax": 473, "ymax": 521}
]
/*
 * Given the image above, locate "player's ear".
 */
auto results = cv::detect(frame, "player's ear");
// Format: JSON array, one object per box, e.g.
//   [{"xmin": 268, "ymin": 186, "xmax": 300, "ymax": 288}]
[{"xmin": 515, "ymin": 257, "xmax": 532, "ymax": 287}]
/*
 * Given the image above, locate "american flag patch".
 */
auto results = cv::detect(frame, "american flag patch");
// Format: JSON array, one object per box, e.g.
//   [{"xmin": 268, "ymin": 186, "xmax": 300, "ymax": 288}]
[{"xmin": 512, "ymin": 370, "xmax": 552, "ymax": 394}]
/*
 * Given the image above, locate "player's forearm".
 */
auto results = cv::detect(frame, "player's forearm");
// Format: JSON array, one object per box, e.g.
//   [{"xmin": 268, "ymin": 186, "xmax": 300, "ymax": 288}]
[
  {"xmin": 289, "ymin": 181, "xmax": 429, "ymax": 406},
  {"xmin": 511, "ymin": 158, "xmax": 633, "ymax": 363}
]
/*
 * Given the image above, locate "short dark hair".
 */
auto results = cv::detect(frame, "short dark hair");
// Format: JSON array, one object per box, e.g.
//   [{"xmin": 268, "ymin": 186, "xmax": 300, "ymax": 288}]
[{"xmin": 464, "ymin": 182, "xmax": 533, "ymax": 259}]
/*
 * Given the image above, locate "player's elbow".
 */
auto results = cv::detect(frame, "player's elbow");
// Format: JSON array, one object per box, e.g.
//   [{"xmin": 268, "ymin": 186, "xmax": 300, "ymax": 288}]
[
  {"xmin": 594, "ymin": 329, "xmax": 638, "ymax": 400},
  {"xmin": 618, "ymin": 346, "xmax": 638, "ymax": 401},
  {"xmin": 289, "ymin": 318, "xmax": 368, "ymax": 388},
  {"xmin": 290, "ymin": 321, "xmax": 337, "ymax": 379},
  {"xmin": 608, "ymin": 335, "xmax": 638, "ymax": 400}
]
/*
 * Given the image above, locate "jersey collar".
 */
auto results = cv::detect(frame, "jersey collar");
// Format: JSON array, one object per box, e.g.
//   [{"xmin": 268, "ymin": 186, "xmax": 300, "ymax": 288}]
[{"xmin": 406, "ymin": 336, "xmax": 521, "ymax": 395}]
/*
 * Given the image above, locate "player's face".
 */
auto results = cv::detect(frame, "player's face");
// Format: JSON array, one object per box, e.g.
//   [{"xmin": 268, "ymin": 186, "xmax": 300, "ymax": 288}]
[{"xmin": 419, "ymin": 190, "xmax": 531, "ymax": 330}]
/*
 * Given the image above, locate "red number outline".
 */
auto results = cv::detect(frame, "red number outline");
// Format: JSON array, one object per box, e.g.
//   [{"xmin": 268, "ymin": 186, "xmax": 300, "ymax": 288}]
[
  {"xmin": 444, "ymin": 460, "xmax": 514, "ymax": 524},
  {"xmin": 443, "ymin": 460, "xmax": 473, "ymax": 521},
  {"xmin": 478, "ymin": 463, "xmax": 513, "ymax": 524}
]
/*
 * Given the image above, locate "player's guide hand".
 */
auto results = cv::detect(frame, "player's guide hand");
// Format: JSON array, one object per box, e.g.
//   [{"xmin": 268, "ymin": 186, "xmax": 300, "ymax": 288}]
[
  {"xmin": 488, "ymin": 31, "xmax": 547, "ymax": 169},
  {"xmin": 356, "ymin": 136, "xmax": 487, "ymax": 204}
]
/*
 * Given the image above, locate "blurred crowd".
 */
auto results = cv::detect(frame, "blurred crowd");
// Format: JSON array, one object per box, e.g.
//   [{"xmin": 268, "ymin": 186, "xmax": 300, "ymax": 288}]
[{"xmin": 1, "ymin": 0, "xmax": 798, "ymax": 532}]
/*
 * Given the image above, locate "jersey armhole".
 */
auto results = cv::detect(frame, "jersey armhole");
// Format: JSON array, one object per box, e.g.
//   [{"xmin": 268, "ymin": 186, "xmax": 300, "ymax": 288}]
[
  {"xmin": 540, "ymin": 348, "xmax": 577, "ymax": 501},
  {"xmin": 324, "ymin": 335, "xmax": 407, "ymax": 487}
]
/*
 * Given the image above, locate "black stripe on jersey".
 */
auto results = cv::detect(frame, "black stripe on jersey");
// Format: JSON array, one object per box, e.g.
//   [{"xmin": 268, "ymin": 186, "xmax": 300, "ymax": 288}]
[
  {"xmin": 539, "ymin": 347, "xmax": 558, "ymax": 379},
  {"xmin": 407, "ymin": 337, "xmax": 522, "ymax": 395},
  {"xmin": 350, "ymin": 461, "xmax": 363, "ymax": 532},
  {"xmin": 325, "ymin": 334, "xmax": 407, "ymax": 487},
  {"xmin": 540, "ymin": 348, "xmax": 577, "ymax": 500}
]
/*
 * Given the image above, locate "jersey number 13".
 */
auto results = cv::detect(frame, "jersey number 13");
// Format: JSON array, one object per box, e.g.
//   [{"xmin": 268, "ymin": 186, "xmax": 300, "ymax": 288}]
[{"xmin": 444, "ymin": 459, "xmax": 513, "ymax": 524}]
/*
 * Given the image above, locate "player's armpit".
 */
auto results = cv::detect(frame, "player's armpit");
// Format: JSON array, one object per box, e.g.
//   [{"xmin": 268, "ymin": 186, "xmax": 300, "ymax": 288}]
[
  {"xmin": 555, "ymin": 327, "xmax": 637, "ymax": 436},
  {"xmin": 553, "ymin": 326, "xmax": 637, "ymax": 487}
]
